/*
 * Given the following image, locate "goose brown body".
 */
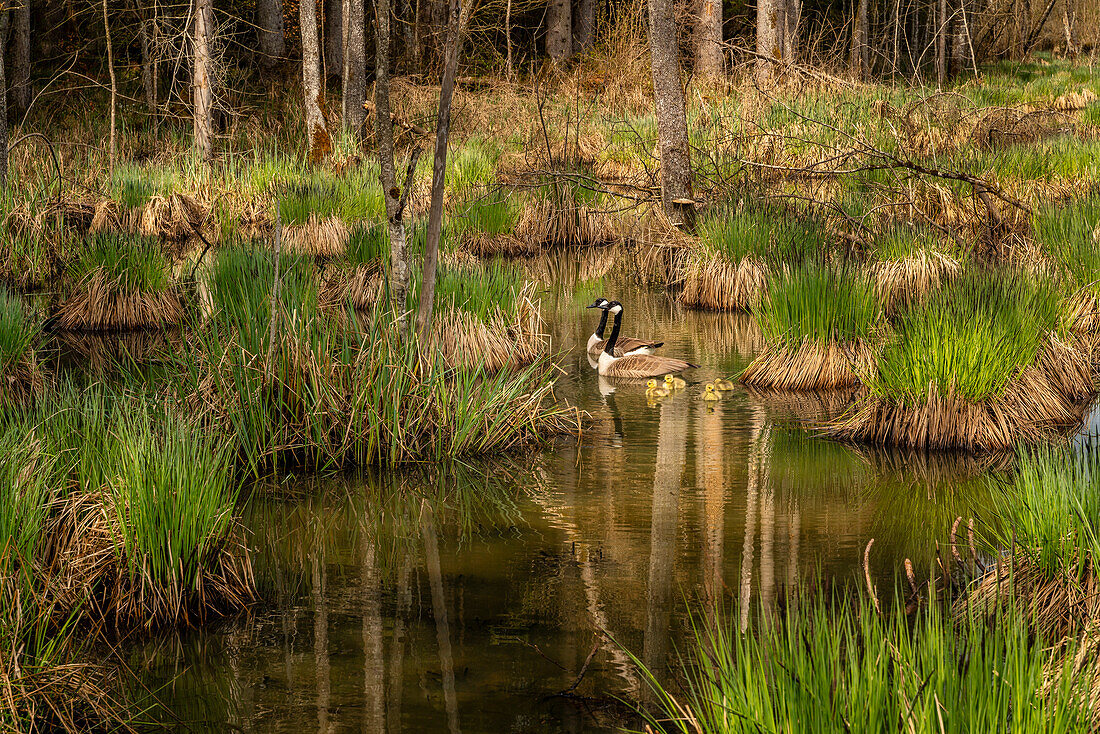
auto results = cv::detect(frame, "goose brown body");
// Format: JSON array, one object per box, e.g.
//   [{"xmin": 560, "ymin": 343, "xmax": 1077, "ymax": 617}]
[{"xmin": 596, "ymin": 301, "xmax": 698, "ymax": 378}]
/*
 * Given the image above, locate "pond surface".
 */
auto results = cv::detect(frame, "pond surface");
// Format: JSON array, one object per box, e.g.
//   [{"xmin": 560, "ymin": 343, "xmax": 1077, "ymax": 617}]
[{"xmin": 127, "ymin": 277, "xmax": 1036, "ymax": 733}]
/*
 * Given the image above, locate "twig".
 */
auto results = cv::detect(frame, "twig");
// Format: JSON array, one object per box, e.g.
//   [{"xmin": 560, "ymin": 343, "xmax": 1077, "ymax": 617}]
[{"xmin": 864, "ymin": 539, "xmax": 881, "ymax": 615}]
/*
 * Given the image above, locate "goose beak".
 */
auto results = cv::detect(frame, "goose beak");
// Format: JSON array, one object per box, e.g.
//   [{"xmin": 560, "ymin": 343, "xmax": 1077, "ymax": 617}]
[{"xmin": 585, "ymin": 303, "xmax": 599, "ymax": 308}]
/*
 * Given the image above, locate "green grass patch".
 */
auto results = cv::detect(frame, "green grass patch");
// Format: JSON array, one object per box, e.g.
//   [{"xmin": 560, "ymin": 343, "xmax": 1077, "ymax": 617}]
[
  {"xmin": 873, "ymin": 269, "xmax": 1063, "ymax": 402},
  {"xmin": 68, "ymin": 234, "xmax": 172, "ymax": 293},
  {"xmin": 0, "ymin": 288, "xmax": 36, "ymax": 373},
  {"xmin": 756, "ymin": 263, "xmax": 879, "ymax": 344},
  {"xmin": 698, "ymin": 206, "xmax": 831, "ymax": 265},
  {"xmin": 277, "ymin": 164, "xmax": 385, "ymax": 225},
  {"xmin": 1035, "ymin": 195, "xmax": 1100, "ymax": 293}
]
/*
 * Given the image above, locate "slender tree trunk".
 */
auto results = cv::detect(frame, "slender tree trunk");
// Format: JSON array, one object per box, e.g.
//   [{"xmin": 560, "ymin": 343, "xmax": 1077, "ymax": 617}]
[
  {"xmin": 415, "ymin": 0, "xmax": 468, "ymax": 339},
  {"xmin": 342, "ymin": 0, "xmax": 366, "ymax": 136},
  {"xmin": 573, "ymin": 0, "xmax": 596, "ymax": 54},
  {"xmin": 302, "ymin": 0, "xmax": 332, "ymax": 162},
  {"xmin": 505, "ymin": 0, "xmax": 513, "ymax": 79},
  {"xmin": 193, "ymin": 0, "xmax": 213, "ymax": 161},
  {"xmin": 104, "ymin": 0, "xmax": 116, "ymax": 171},
  {"xmin": 11, "ymin": 0, "xmax": 29, "ymax": 115},
  {"xmin": 423, "ymin": 509, "xmax": 460, "ymax": 734},
  {"xmin": 0, "ymin": 9, "xmax": 8, "ymax": 196},
  {"xmin": 648, "ymin": 0, "xmax": 695, "ymax": 228},
  {"xmin": 135, "ymin": 2, "xmax": 158, "ymax": 114},
  {"xmin": 1062, "ymin": 3, "xmax": 1078, "ymax": 55},
  {"xmin": 257, "ymin": 0, "xmax": 285, "ymax": 66},
  {"xmin": 694, "ymin": 0, "xmax": 724, "ymax": 77},
  {"xmin": 547, "ymin": 0, "xmax": 572, "ymax": 64},
  {"xmin": 756, "ymin": 0, "xmax": 783, "ymax": 81},
  {"xmin": 850, "ymin": 0, "xmax": 869, "ymax": 79},
  {"xmin": 950, "ymin": 0, "xmax": 967, "ymax": 74},
  {"xmin": 374, "ymin": 0, "xmax": 411, "ymax": 322},
  {"xmin": 325, "ymin": 0, "xmax": 343, "ymax": 78},
  {"xmin": 936, "ymin": 0, "xmax": 947, "ymax": 85},
  {"xmin": 785, "ymin": 0, "xmax": 801, "ymax": 64}
]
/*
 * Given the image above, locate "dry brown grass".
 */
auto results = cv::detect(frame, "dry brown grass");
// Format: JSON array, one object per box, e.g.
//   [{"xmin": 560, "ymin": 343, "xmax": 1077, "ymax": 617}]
[
  {"xmin": 431, "ymin": 282, "xmax": 546, "ymax": 374},
  {"xmin": 462, "ymin": 230, "xmax": 542, "ymax": 258},
  {"xmin": 137, "ymin": 193, "xmax": 216, "ymax": 251},
  {"xmin": 56, "ymin": 270, "xmax": 183, "ymax": 332},
  {"xmin": 282, "ymin": 214, "xmax": 350, "ymax": 257},
  {"xmin": 824, "ymin": 336, "xmax": 1093, "ymax": 451},
  {"xmin": 740, "ymin": 338, "xmax": 876, "ymax": 391},
  {"xmin": 871, "ymin": 250, "xmax": 961, "ymax": 314},
  {"xmin": 513, "ymin": 189, "xmax": 616, "ymax": 249},
  {"xmin": 746, "ymin": 385, "xmax": 861, "ymax": 427},
  {"xmin": 42, "ymin": 491, "xmax": 255, "ymax": 630},
  {"xmin": 0, "ymin": 360, "xmax": 45, "ymax": 406},
  {"xmin": 680, "ymin": 253, "xmax": 769, "ymax": 311}
]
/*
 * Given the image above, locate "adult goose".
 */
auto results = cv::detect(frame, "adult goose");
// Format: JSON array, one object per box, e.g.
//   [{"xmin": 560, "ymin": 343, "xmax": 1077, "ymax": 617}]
[
  {"xmin": 586, "ymin": 298, "xmax": 664, "ymax": 357},
  {"xmin": 596, "ymin": 301, "xmax": 698, "ymax": 378}
]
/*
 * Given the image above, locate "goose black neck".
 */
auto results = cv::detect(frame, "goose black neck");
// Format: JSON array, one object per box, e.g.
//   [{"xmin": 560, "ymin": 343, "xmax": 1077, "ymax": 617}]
[
  {"xmin": 603, "ymin": 310, "xmax": 622, "ymax": 356},
  {"xmin": 594, "ymin": 308, "xmax": 609, "ymax": 338}
]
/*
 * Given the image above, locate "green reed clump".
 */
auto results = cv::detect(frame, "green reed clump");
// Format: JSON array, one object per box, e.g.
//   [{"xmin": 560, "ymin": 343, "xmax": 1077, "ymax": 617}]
[
  {"xmin": 68, "ymin": 234, "xmax": 172, "ymax": 293},
  {"xmin": 756, "ymin": 263, "xmax": 879, "ymax": 344},
  {"xmin": 277, "ymin": 165, "xmax": 385, "ymax": 225},
  {"xmin": 1035, "ymin": 195, "xmax": 1100, "ymax": 292},
  {"xmin": 461, "ymin": 191, "xmax": 521, "ymax": 237},
  {"xmin": 699, "ymin": 206, "xmax": 830, "ymax": 265},
  {"xmin": 993, "ymin": 445, "xmax": 1100, "ymax": 579},
  {"xmin": 413, "ymin": 259, "xmax": 525, "ymax": 321},
  {"xmin": 873, "ymin": 222, "xmax": 954, "ymax": 260},
  {"xmin": 345, "ymin": 221, "xmax": 390, "ymax": 266},
  {"xmin": 631, "ymin": 589, "xmax": 1090, "ymax": 734},
  {"xmin": 873, "ymin": 269, "xmax": 1062, "ymax": 402},
  {"xmin": 209, "ymin": 245, "xmax": 319, "ymax": 340},
  {"xmin": 0, "ymin": 287, "xmax": 37, "ymax": 374}
]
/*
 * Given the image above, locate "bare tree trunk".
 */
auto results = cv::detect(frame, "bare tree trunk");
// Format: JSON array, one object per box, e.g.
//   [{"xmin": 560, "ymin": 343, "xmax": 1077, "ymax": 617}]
[
  {"xmin": 374, "ymin": 0, "xmax": 411, "ymax": 322},
  {"xmin": 573, "ymin": 0, "xmax": 596, "ymax": 53},
  {"xmin": 547, "ymin": 0, "xmax": 572, "ymax": 64},
  {"xmin": 850, "ymin": 0, "xmax": 869, "ymax": 79},
  {"xmin": 257, "ymin": 0, "xmax": 285, "ymax": 67},
  {"xmin": 193, "ymin": 0, "xmax": 213, "ymax": 161},
  {"xmin": 694, "ymin": 0, "xmax": 724, "ymax": 77},
  {"xmin": 785, "ymin": 0, "xmax": 802, "ymax": 64},
  {"xmin": 0, "ymin": 9, "xmax": 8, "ymax": 196},
  {"xmin": 134, "ymin": 2, "xmax": 158, "ymax": 114},
  {"xmin": 936, "ymin": 0, "xmax": 947, "ymax": 85},
  {"xmin": 302, "ymin": 0, "xmax": 332, "ymax": 162},
  {"xmin": 325, "ymin": 0, "xmax": 343, "ymax": 78},
  {"xmin": 505, "ymin": 0, "xmax": 513, "ymax": 79},
  {"xmin": 1062, "ymin": 3, "xmax": 1078, "ymax": 55},
  {"xmin": 11, "ymin": 0, "xmax": 29, "ymax": 115},
  {"xmin": 342, "ymin": 0, "xmax": 366, "ymax": 136},
  {"xmin": 756, "ymin": 0, "xmax": 783, "ymax": 81},
  {"xmin": 104, "ymin": 0, "xmax": 116, "ymax": 171},
  {"xmin": 416, "ymin": 0, "xmax": 468, "ymax": 339},
  {"xmin": 950, "ymin": 0, "xmax": 967, "ymax": 74},
  {"xmin": 648, "ymin": 0, "xmax": 695, "ymax": 228}
]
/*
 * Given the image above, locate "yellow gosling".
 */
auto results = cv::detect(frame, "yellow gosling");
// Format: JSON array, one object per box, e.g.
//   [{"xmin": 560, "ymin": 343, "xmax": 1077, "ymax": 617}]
[
  {"xmin": 702, "ymin": 383, "xmax": 720, "ymax": 401},
  {"xmin": 664, "ymin": 374, "xmax": 687, "ymax": 390},
  {"xmin": 646, "ymin": 379, "xmax": 672, "ymax": 398},
  {"xmin": 714, "ymin": 378, "xmax": 735, "ymax": 391}
]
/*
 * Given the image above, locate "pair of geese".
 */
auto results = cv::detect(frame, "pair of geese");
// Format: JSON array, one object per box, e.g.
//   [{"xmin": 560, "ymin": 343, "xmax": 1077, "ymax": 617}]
[{"xmin": 584, "ymin": 298, "xmax": 735, "ymax": 395}]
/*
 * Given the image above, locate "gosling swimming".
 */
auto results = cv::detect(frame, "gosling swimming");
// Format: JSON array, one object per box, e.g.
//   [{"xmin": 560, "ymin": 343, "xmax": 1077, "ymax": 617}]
[
  {"xmin": 664, "ymin": 374, "xmax": 687, "ymax": 391},
  {"xmin": 646, "ymin": 378, "xmax": 672, "ymax": 398},
  {"xmin": 702, "ymin": 383, "xmax": 721, "ymax": 401}
]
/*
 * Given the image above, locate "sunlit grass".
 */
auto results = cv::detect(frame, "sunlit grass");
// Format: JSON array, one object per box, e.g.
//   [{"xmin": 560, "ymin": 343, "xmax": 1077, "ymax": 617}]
[
  {"xmin": 698, "ymin": 206, "xmax": 830, "ymax": 265},
  {"xmin": 0, "ymin": 287, "xmax": 36, "ymax": 374},
  {"xmin": 756, "ymin": 263, "xmax": 879, "ymax": 344},
  {"xmin": 67, "ymin": 234, "xmax": 173, "ymax": 293},
  {"xmin": 1035, "ymin": 195, "xmax": 1100, "ymax": 293}
]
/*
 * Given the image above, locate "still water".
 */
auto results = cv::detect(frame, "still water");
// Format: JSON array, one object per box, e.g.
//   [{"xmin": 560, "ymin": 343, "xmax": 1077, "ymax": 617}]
[{"xmin": 127, "ymin": 278, "xmax": 1012, "ymax": 733}]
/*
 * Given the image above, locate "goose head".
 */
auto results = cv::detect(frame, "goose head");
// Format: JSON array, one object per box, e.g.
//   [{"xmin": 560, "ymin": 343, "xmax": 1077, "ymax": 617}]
[{"xmin": 585, "ymin": 298, "xmax": 610, "ymax": 310}]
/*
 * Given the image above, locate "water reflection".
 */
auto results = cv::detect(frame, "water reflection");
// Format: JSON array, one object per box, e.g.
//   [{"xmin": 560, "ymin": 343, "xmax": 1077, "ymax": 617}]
[{"xmin": 126, "ymin": 281, "xmax": 1011, "ymax": 733}]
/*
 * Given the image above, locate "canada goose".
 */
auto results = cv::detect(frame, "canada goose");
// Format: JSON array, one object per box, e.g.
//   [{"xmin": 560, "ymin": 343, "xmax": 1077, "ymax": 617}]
[
  {"xmin": 714, "ymin": 378, "xmax": 735, "ymax": 391},
  {"xmin": 664, "ymin": 374, "xmax": 687, "ymax": 391},
  {"xmin": 702, "ymin": 383, "xmax": 721, "ymax": 401},
  {"xmin": 596, "ymin": 301, "xmax": 698, "ymax": 378},
  {"xmin": 586, "ymin": 298, "xmax": 664, "ymax": 357},
  {"xmin": 646, "ymin": 379, "xmax": 672, "ymax": 398}
]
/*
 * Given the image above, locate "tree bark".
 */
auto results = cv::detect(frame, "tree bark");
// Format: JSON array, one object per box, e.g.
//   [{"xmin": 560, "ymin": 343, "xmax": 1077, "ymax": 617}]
[
  {"xmin": 950, "ymin": 0, "xmax": 967, "ymax": 74},
  {"xmin": 850, "ymin": 0, "xmax": 869, "ymax": 79},
  {"xmin": 342, "ymin": 0, "xmax": 366, "ymax": 136},
  {"xmin": 134, "ymin": 1, "xmax": 158, "ymax": 114},
  {"xmin": 0, "ymin": 9, "xmax": 8, "ymax": 195},
  {"xmin": 505, "ymin": 0, "xmax": 513, "ymax": 79},
  {"xmin": 302, "ymin": 0, "xmax": 332, "ymax": 162},
  {"xmin": 694, "ymin": 0, "xmax": 724, "ymax": 77},
  {"xmin": 416, "ymin": 0, "xmax": 468, "ymax": 340},
  {"xmin": 573, "ymin": 0, "xmax": 596, "ymax": 54},
  {"xmin": 648, "ymin": 0, "xmax": 695, "ymax": 228},
  {"xmin": 257, "ymin": 0, "xmax": 285, "ymax": 66},
  {"xmin": 11, "ymin": 0, "xmax": 29, "ymax": 115},
  {"xmin": 193, "ymin": 0, "xmax": 213, "ymax": 161},
  {"xmin": 325, "ymin": 0, "xmax": 343, "ymax": 78},
  {"xmin": 547, "ymin": 0, "xmax": 572, "ymax": 64},
  {"xmin": 785, "ymin": 0, "xmax": 801, "ymax": 64},
  {"xmin": 104, "ymin": 0, "xmax": 116, "ymax": 171},
  {"xmin": 935, "ymin": 0, "xmax": 947, "ymax": 85},
  {"xmin": 756, "ymin": 0, "xmax": 783, "ymax": 81},
  {"xmin": 374, "ymin": 0, "xmax": 412, "ymax": 323}
]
